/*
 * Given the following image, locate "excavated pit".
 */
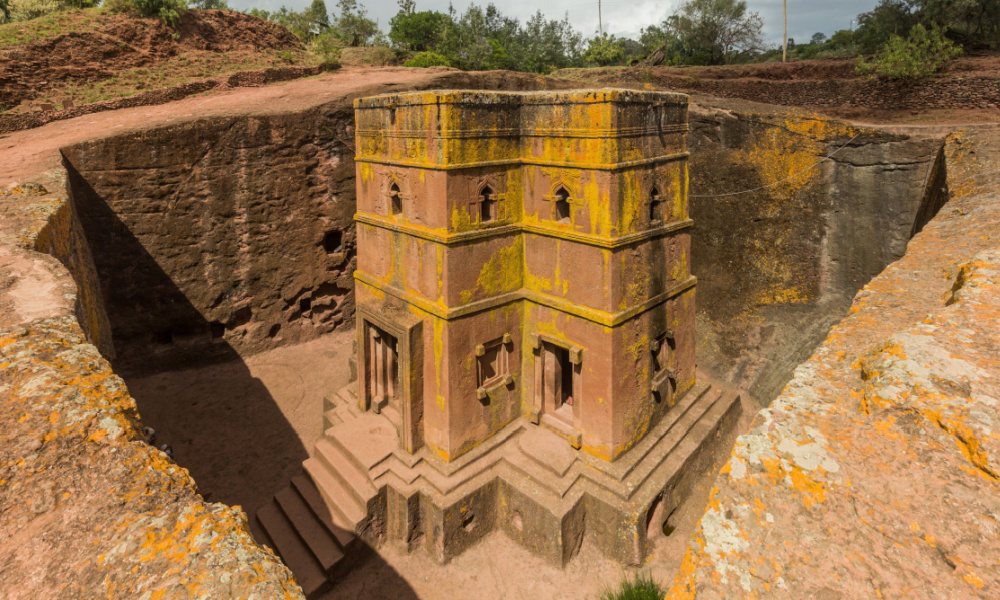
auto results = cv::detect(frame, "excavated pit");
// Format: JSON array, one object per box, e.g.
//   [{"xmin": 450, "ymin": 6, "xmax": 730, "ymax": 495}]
[{"xmin": 57, "ymin": 92, "xmax": 946, "ymax": 594}]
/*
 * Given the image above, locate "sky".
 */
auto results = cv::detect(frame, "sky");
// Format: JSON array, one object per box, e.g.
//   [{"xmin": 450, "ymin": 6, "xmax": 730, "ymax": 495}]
[{"xmin": 227, "ymin": 0, "xmax": 878, "ymax": 46}]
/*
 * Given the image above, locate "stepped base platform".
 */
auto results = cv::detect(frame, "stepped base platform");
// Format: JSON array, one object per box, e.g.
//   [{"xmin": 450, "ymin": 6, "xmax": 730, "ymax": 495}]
[{"xmin": 258, "ymin": 373, "xmax": 741, "ymax": 596}]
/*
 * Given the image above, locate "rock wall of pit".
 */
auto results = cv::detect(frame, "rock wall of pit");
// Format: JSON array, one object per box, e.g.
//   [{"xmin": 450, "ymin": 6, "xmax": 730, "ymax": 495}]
[
  {"xmin": 61, "ymin": 113, "xmax": 358, "ymax": 373},
  {"xmin": 671, "ymin": 126, "xmax": 1000, "ymax": 598},
  {"xmin": 688, "ymin": 103, "xmax": 943, "ymax": 405},
  {"xmin": 0, "ymin": 177, "xmax": 304, "ymax": 599}
]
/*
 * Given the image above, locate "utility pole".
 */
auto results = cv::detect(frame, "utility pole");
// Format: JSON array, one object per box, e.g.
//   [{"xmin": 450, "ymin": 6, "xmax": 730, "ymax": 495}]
[
  {"xmin": 599, "ymin": 0, "xmax": 603, "ymax": 36},
  {"xmin": 782, "ymin": 0, "xmax": 787, "ymax": 62}
]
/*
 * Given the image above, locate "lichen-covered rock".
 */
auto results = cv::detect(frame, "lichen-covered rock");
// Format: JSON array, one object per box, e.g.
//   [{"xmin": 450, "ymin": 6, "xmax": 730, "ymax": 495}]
[
  {"xmin": 671, "ymin": 129, "xmax": 1000, "ymax": 598},
  {"xmin": 0, "ymin": 177, "xmax": 302, "ymax": 598},
  {"xmin": 0, "ymin": 317, "xmax": 304, "ymax": 599}
]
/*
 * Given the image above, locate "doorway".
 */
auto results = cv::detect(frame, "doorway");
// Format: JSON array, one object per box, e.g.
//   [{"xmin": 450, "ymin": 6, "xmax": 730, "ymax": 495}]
[
  {"xmin": 364, "ymin": 321, "xmax": 399, "ymax": 413},
  {"xmin": 541, "ymin": 341, "xmax": 575, "ymax": 426}
]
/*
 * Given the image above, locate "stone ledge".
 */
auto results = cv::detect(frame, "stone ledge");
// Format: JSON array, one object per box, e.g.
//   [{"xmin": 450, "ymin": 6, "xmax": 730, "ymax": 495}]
[
  {"xmin": 0, "ymin": 178, "xmax": 304, "ymax": 599},
  {"xmin": 671, "ymin": 129, "xmax": 1000, "ymax": 598}
]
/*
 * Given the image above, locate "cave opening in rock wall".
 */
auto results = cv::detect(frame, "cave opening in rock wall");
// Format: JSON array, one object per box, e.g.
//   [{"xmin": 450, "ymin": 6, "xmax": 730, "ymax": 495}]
[{"xmin": 56, "ymin": 103, "xmax": 950, "ymax": 595}]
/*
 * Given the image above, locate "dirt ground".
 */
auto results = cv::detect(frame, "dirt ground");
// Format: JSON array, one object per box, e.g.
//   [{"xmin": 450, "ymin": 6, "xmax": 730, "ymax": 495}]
[
  {"xmin": 124, "ymin": 331, "xmax": 356, "ymax": 521},
  {"xmin": 558, "ymin": 53, "xmax": 1000, "ymax": 126},
  {"xmin": 123, "ymin": 327, "xmax": 758, "ymax": 599},
  {"xmin": 0, "ymin": 10, "xmax": 312, "ymax": 112}
]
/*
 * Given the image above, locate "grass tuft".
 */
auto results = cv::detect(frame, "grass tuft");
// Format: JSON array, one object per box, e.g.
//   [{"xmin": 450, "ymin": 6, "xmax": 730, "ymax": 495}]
[{"xmin": 601, "ymin": 572, "xmax": 665, "ymax": 600}]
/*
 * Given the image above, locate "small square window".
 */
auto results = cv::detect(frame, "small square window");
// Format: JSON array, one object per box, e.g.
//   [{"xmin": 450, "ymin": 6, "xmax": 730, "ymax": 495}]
[
  {"xmin": 651, "ymin": 330, "xmax": 676, "ymax": 373},
  {"xmin": 477, "ymin": 337, "xmax": 509, "ymax": 389}
]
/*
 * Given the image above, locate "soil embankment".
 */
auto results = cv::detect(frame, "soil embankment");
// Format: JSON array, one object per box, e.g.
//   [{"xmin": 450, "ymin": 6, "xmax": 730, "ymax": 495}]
[{"xmin": 0, "ymin": 10, "xmax": 306, "ymax": 110}]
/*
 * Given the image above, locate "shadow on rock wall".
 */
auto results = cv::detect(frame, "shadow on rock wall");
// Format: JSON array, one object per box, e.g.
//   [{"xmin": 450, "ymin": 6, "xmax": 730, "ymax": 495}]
[
  {"xmin": 65, "ymin": 159, "xmax": 309, "ymax": 519},
  {"xmin": 62, "ymin": 124, "xmax": 421, "ymax": 599}
]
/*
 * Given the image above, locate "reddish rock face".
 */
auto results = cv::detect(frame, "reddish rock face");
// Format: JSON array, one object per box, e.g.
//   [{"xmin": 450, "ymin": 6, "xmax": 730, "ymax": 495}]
[
  {"xmin": 352, "ymin": 89, "xmax": 695, "ymax": 462},
  {"xmin": 62, "ymin": 112, "xmax": 359, "ymax": 374},
  {"xmin": 672, "ymin": 129, "xmax": 1000, "ymax": 598}
]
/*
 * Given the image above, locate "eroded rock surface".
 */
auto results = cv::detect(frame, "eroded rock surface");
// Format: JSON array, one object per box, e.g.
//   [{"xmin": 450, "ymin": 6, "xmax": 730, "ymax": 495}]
[
  {"xmin": 0, "ymin": 183, "xmax": 303, "ymax": 599},
  {"xmin": 672, "ymin": 129, "xmax": 1000, "ymax": 597},
  {"xmin": 688, "ymin": 102, "xmax": 942, "ymax": 406}
]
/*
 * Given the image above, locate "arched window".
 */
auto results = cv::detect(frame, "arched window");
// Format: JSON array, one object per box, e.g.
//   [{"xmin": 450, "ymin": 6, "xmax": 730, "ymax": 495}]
[
  {"xmin": 479, "ymin": 184, "xmax": 497, "ymax": 223},
  {"xmin": 649, "ymin": 186, "xmax": 664, "ymax": 223},
  {"xmin": 554, "ymin": 186, "xmax": 571, "ymax": 224},
  {"xmin": 389, "ymin": 182, "xmax": 402, "ymax": 216}
]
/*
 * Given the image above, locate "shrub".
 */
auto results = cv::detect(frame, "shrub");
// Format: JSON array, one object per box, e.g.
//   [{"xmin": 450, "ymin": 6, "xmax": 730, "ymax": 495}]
[
  {"xmin": 366, "ymin": 45, "xmax": 396, "ymax": 67},
  {"xmin": 102, "ymin": 0, "xmax": 134, "ymax": 14},
  {"xmin": 403, "ymin": 51, "xmax": 450, "ymax": 68},
  {"xmin": 601, "ymin": 572, "xmax": 665, "ymax": 600},
  {"xmin": 311, "ymin": 31, "xmax": 341, "ymax": 68},
  {"xmin": 6, "ymin": 0, "xmax": 61, "ymax": 21},
  {"xmin": 131, "ymin": 0, "xmax": 187, "ymax": 27},
  {"xmin": 856, "ymin": 24, "xmax": 962, "ymax": 80}
]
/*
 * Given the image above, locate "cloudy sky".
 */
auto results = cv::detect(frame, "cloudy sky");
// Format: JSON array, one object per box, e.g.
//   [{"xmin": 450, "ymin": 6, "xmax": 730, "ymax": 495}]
[{"xmin": 228, "ymin": 0, "xmax": 877, "ymax": 46}]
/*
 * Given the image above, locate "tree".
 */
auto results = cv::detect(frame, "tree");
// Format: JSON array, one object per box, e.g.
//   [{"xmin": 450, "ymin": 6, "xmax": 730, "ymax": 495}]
[
  {"xmin": 308, "ymin": 0, "xmax": 330, "ymax": 29},
  {"xmin": 389, "ymin": 9, "xmax": 450, "ymax": 51},
  {"xmin": 518, "ymin": 10, "xmax": 582, "ymax": 72},
  {"xmin": 262, "ymin": 3, "xmax": 330, "ymax": 41},
  {"xmin": 133, "ymin": 0, "xmax": 187, "ymax": 27},
  {"xmin": 908, "ymin": 0, "xmax": 1000, "ymax": 49},
  {"xmin": 0, "ymin": 0, "xmax": 10, "ymax": 20},
  {"xmin": 829, "ymin": 29, "xmax": 855, "ymax": 47},
  {"xmin": 665, "ymin": 0, "xmax": 765, "ymax": 65},
  {"xmin": 855, "ymin": 0, "xmax": 913, "ymax": 53},
  {"xmin": 810, "ymin": 32, "xmax": 827, "ymax": 44},
  {"xmin": 334, "ymin": 0, "xmax": 378, "ymax": 46},
  {"xmin": 190, "ymin": 0, "xmax": 230, "ymax": 8},
  {"xmin": 857, "ymin": 22, "xmax": 961, "ymax": 79},
  {"xmin": 583, "ymin": 33, "xmax": 624, "ymax": 66}
]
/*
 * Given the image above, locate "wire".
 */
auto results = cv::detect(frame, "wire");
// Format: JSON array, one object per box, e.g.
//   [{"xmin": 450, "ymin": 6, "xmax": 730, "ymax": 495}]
[{"xmin": 689, "ymin": 133, "xmax": 863, "ymax": 199}]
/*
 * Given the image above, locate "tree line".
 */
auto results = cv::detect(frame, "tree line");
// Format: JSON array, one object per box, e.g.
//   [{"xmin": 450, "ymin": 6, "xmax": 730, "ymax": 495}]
[
  {"xmin": 241, "ymin": 0, "xmax": 997, "ymax": 73},
  {"xmin": 3, "ymin": 0, "xmax": 996, "ymax": 77}
]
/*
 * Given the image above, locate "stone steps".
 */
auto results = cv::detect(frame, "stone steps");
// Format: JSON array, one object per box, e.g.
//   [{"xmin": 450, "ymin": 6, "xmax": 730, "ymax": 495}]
[
  {"xmin": 291, "ymin": 474, "xmax": 358, "ymax": 552},
  {"xmin": 256, "ymin": 475, "xmax": 349, "ymax": 599},
  {"xmin": 305, "ymin": 453, "xmax": 368, "ymax": 526}
]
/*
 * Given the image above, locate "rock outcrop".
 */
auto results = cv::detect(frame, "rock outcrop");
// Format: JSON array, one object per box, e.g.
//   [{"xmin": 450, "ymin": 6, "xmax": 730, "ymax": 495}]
[
  {"xmin": 688, "ymin": 101, "xmax": 943, "ymax": 406},
  {"xmin": 0, "ymin": 181, "xmax": 304, "ymax": 599},
  {"xmin": 671, "ymin": 129, "xmax": 1000, "ymax": 597}
]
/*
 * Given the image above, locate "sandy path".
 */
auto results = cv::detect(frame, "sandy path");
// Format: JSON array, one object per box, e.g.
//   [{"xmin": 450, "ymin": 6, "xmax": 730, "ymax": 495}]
[{"xmin": 0, "ymin": 67, "xmax": 452, "ymax": 186}]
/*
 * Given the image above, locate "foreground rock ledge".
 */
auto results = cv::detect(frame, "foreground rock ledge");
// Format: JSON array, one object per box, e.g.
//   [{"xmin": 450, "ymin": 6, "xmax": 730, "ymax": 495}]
[
  {"xmin": 0, "ymin": 182, "xmax": 304, "ymax": 598},
  {"xmin": 671, "ymin": 129, "xmax": 1000, "ymax": 598}
]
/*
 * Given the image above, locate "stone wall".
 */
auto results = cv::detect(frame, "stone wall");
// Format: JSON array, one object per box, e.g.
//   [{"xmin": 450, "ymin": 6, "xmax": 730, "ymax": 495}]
[
  {"xmin": 62, "ymin": 110, "xmax": 359, "ymax": 374},
  {"xmin": 623, "ymin": 69, "xmax": 1000, "ymax": 111},
  {"xmin": 0, "ymin": 180, "xmax": 304, "ymax": 599},
  {"xmin": 672, "ymin": 128, "xmax": 1000, "ymax": 597},
  {"xmin": 687, "ymin": 103, "xmax": 943, "ymax": 405}
]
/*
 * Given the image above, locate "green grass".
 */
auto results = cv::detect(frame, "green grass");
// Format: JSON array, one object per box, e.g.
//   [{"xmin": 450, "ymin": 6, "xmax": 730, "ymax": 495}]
[
  {"xmin": 5, "ymin": 46, "xmax": 321, "ymax": 113},
  {"xmin": 601, "ymin": 572, "xmax": 666, "ymax": 600},
  {"xmin": 1, "ymin": 8, "xmax": 332, "ymax": 113},
  {"xmin": 0, "ymin": 7, "xmax": 107, "ymax": 48}
]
